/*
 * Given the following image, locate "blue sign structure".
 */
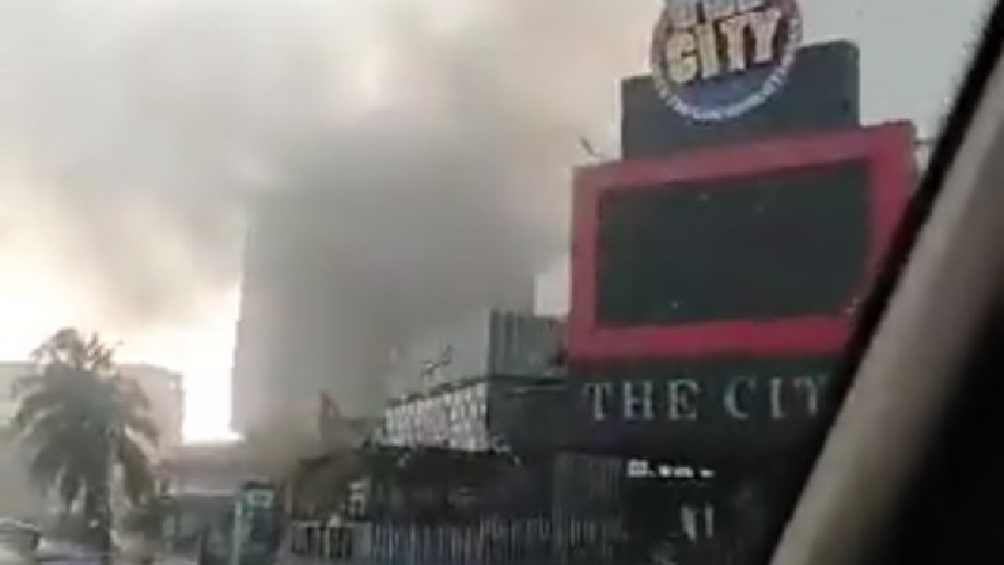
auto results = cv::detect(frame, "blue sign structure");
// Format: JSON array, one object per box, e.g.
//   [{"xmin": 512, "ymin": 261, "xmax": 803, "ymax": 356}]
[{"xmin": 651, "ymin": 0, "xmax": 802, "ymax": 122}]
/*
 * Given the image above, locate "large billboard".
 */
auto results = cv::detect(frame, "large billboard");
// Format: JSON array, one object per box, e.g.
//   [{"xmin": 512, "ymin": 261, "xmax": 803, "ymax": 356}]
[{"xmin": 569, "ymin": 123, "xmax": 915, "ymax": 362}]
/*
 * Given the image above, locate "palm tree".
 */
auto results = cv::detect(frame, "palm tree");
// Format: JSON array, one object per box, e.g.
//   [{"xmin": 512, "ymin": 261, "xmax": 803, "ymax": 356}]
[{"xmin": 12, "ymin": 328, "xmax": 159, "ymax": 557}]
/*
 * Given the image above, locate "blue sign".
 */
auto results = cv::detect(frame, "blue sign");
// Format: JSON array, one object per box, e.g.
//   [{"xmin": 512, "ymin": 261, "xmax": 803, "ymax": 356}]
[{"xmin": 651, "ymin": 0, "xmax": 802, "ymax": 122}]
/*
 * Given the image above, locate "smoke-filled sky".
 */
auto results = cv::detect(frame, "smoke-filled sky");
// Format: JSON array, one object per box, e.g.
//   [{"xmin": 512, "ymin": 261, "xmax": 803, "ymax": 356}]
[{"xmin": 0, "ymin": 0, "xmax": 991, "ymax": 439}]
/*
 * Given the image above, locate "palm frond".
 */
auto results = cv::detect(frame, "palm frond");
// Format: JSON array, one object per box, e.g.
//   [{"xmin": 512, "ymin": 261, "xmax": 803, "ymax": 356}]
[
  {"xmin": 107, "ymin": 375, "xmax": 159, "ymax": 446},
  {"xmin": 122, "ymin": 412, "xmax": 160, "ymax": 447},
  {"xmin": 13, "ymin": 389, "xmax": 71, "ymax": 430},
  {"xmin": 32, "ymin": 328, "xmax": 78, "ymax": 367},
  {"xmin": 112, "ymin": 375, "xmax": 153, "ymax": 413},
  {"xmin": 24, "ymin": 414, "xmax": 107, "ymax": 508},
  {"xmin": 28, "ymin": 441, "xmax": 68, "ymax": 490},
  {"xmin": 19, "ymin": 408, "xmax": 75, "ymax": 443},
  {"xmin": 117, "ymin": 437, "xmax": 154, "ymax": 506},
  {"xmin": 57, "ymin": 463, "xmax": 85, "ymax": 513},
  {"xmin": 86, "ymin": 334, "xmax": 116, "ymax": 375},
  {"xmin": 11, "ymin": 373, "xmax": 45, "ymax": 398}
]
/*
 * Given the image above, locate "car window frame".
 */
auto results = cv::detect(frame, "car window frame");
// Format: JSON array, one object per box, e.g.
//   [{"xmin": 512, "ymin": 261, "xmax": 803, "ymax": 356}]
[{"xmin": 771, "ymin": 4, "xmax": 1004, "ymax": 564}]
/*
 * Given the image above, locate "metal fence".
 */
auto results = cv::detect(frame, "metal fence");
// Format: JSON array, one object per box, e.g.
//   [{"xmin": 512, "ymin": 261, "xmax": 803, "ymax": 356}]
[{"xmin": 289, "ymin": 517, "xmax": 624, "ymax": 564}]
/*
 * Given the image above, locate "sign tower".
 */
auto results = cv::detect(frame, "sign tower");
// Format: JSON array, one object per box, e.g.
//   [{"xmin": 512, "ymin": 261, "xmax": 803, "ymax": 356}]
[{"xmin": 563, "ymin": 1, "xmax": 917, "ymax": 562}]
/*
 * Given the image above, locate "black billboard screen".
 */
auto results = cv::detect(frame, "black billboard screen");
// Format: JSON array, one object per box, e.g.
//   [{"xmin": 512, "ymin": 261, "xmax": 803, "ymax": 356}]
[{"xmin": 596, "ymin": 161, "xmax": 869, "ymax": 326}]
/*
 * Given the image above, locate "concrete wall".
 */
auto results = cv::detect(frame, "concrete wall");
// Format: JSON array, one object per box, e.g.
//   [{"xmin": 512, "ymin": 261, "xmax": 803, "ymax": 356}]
[
  {"xmin": 0, "ymin": 364, "xmax": 42, "ymax": 520},
  {"xmin": 0, "ymin": 363, "xmax": 28, "ymax": 426},
  {"xmin": 231, "ymin": 199, "xmax": 390, "ymax": 432},
  {"xmin": 0, "ymin": 430, "xmax": 44, "ymax": 520}
]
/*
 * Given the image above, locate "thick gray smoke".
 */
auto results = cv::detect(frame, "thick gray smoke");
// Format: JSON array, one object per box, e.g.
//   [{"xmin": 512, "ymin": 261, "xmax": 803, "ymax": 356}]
[{"xmin": 0, "ymin": 0, "xmax": 655, "ymax": 334}]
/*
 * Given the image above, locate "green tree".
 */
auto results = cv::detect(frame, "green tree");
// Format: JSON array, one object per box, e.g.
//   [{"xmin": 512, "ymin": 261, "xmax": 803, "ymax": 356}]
[{"xmin": 12, "ymin": 328, "xmax": 159, "ymax": 557}]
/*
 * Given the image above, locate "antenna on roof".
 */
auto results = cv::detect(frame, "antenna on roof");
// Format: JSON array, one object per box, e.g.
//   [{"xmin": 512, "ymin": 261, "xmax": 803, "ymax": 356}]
[{"xmin": 579, "ymin": 136, "xmax": 609, "ymax": 161}]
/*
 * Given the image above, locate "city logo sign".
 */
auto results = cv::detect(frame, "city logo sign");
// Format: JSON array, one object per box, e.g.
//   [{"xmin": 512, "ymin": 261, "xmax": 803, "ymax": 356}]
[{"xmin": 651, "ymin": 0, "xmax": 802, "ymax": 122}]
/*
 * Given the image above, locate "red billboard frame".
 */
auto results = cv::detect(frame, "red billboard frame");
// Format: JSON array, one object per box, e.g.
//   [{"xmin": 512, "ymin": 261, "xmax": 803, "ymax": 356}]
[{"xmin": 569, "ymin": 122, "xmax": 916, "ymax": 362}]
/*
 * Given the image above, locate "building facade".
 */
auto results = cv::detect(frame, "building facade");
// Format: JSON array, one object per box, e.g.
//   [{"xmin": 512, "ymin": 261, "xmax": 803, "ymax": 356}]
[
  {"xmin": 374, "ymin": 309, "xmax": 566, "ymax": 455},
  {"xmin": 229, "ymin": 188, "xmax": 538, "ymax": 437},
  {"xmin": 0, "ymin": 363, "xmax": 44, "ymax": 520},
  {"xmin": 381, "ymin": 309, "xmax": 564, "ymax": 401},
  {"xmin": 158, "ymin": 442, "xmax": 268, "ymax": 496},
  {"xmin": 533, "ymin": 255, "xmax": 571, "ymax": 319}
]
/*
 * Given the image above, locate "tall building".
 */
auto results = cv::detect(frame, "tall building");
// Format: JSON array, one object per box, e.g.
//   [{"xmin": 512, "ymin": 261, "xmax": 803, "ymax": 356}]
[
  {"xmin": 230, "ymin": 189, "xmax": 538, "ymax": 437},
  {"xmin": 534, "ymin": 255, "xmax": 571, "ymax": 318},
  {"xmin": 230, "ymin": 193, "xmax": 391, "ymax": 436}
]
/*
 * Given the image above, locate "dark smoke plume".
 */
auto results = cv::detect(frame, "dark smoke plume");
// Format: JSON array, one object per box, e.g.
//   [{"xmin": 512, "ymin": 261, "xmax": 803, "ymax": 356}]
[{"xmin": 0, "ymin": 0, "xmax": 654, "ymax": 333}]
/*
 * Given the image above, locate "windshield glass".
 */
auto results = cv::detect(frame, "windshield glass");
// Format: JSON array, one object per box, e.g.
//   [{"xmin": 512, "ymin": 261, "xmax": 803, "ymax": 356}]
[{"xmin": 0, "ymin": 1, "xmax": 996, "ymax": 564}]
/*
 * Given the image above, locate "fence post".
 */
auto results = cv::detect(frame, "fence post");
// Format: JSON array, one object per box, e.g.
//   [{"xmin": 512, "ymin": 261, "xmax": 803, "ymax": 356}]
[
  {"xmin": 479, "ymin": 520, "xmax": 486, "ymax": 564},
  {"xmin": 468, "ymin": 524, "xmax": 476, "ymax": 565}
]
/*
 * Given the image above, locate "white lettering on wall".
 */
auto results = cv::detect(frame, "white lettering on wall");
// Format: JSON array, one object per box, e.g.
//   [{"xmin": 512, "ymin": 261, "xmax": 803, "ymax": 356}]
[
  {"xmin": 624, "ymin": 381, "xmax": 655, "ymax": 421},
  {"xmin": 669, "ymin": 379, "xmax": 701, "ymax": 421},
  {"xmin": 584, "ymin": 373, "xmax": 830, "ymax": 424},
  {"xmin": 793, "ymin": 375, "xmax": 824, "ymax": 416},
  {"xmin": 724, "ymin": 377, "xmax": 756, "ymax": 420},
  {"xmin": 769, "ymin": 377, "xmax": 786, "ymax": 420},
  {"xmin": 584, "ymin": 382, "xmax": 613, "ymax": 422}
]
